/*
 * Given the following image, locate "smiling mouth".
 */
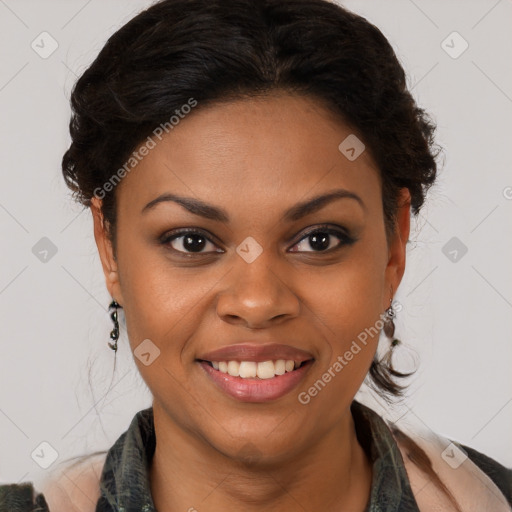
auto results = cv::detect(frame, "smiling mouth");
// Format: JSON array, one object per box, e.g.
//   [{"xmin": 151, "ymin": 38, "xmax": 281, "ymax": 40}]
[{"xmin": 196, "ymin": 358, "xmax": 314, "ymax": 379}]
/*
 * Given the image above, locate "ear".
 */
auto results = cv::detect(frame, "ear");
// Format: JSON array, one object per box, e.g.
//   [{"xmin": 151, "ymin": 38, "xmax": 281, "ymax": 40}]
[
  {"xmin": 90, "ymin": 197, "xmax": 124, "ymax": 305},
  {"xmin": 384, "ymin": 187, "xmax": 411, "ymax": 306}
]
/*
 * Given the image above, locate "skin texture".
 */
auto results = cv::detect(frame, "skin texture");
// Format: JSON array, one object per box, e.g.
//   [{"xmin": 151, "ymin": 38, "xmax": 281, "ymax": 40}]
[{"xmin": 91, "ymin": 91, "xmax": 411, "ymax": 511}]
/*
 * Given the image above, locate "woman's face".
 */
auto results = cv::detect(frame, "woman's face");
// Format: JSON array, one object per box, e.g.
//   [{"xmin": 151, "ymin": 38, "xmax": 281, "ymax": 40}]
[{"xmin": 92, "ymin": 92, "xmax": 410, "ymax": 462}]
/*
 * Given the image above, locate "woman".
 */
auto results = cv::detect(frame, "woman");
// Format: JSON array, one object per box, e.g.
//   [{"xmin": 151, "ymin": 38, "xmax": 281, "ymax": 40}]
[{"xmin": 1, "ymin": 0, "xmax": 510, "ymax": 511}]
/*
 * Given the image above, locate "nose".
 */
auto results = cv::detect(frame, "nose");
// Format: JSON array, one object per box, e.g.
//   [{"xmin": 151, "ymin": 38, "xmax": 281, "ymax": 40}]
[{"xmin": 216, "ymin": 253, "xmax": 301, "ymax": 329}]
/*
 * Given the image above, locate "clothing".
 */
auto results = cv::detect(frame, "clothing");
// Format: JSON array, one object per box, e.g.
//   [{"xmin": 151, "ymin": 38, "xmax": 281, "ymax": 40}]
[{"xmin": 1, "ymin": 400, "xmax": 511, "ymax": 511}]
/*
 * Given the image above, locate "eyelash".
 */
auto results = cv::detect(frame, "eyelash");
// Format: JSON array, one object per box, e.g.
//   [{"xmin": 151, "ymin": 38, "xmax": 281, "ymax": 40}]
[{"xmin": 159, "ymin": 224, "xmax": 357, "ymax": 256}]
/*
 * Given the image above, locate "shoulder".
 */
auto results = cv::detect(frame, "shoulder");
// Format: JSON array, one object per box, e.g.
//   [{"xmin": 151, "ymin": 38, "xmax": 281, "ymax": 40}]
[
  {"xmin": 39, "ymin": 452, "xmax": 107, "ymax": 512},
  {"xmin": 41, "ymin": 452, "xmax": 106, "ymax": 512},
  {"xmin": 391, "ymin": 425, "xmax": 512, "ymax": 512},
  {"xmin": 461, "ymin": 442, "xmax": 512, "ymax": 505}
]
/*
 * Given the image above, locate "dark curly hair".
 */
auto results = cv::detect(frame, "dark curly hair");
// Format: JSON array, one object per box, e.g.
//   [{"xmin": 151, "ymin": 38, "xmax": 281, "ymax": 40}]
[{"xmin": 62, "ymin": 0, "xmax": 441, "ymax": 400}]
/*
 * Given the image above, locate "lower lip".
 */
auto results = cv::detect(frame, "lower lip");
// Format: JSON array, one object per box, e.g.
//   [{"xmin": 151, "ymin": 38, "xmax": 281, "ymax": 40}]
[{"xmin": 197, "ymin": 360, "xmax": 314, "ymax": 402}]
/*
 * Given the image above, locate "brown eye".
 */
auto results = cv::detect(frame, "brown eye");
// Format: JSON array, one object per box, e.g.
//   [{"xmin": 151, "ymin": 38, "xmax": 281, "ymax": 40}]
[
  {"xmin": 289, "ymin": 226, "xmax": 356, "ymax": 253},
  {"xmin": 160, "ymin": 229, "xmax": 222, "ymax": 254}
]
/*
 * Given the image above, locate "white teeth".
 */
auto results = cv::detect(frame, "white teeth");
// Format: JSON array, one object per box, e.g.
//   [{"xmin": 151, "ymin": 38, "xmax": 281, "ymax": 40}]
[
  {"xmin": 274, "ymin": 359, "xmax": 286, "ymax": 375},
  {"xmin": 257, "ymin": 361, "xmax": 275, "ymax": 379},
  {"xmin": 210, "ymin": 359, "xmax": 304, "ymax": 379},
  {"xmin": 227, "ymin": 360, "xmax": 240, "ymax": 377},
  {"xmin": 238, "ymin": 361, "xmax": 257, "ymax": 378}
]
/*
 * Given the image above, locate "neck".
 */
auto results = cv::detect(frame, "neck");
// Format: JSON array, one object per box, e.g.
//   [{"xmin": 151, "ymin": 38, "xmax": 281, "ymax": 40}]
[{"xmin": 149, "ymin": 402, "xmax": 372, "ymax": 512}]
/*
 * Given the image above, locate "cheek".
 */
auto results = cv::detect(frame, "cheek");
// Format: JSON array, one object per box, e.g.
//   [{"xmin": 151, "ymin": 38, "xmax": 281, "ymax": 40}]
[
  {"xmin": 119, "ymin": 267, "xmax": 199, "ymax": 405},
  {"xmin": 308, "ymin": 230, "xmax": 388, "ymax": 377},
  {"xmin": 296, "ymin": 268, "xmax": 385, "ymax": 414},
  {"xmin": 311, "ymin": 268, "xmax": 384, "ymax": 365},
  {"xmin": 121, "ymin": 263, "xmax": 204, "ymax": 352},
  {"xmin": 117, "ymin": 240, "xmax": 226, "ymax": 384},
  {"xmin": 318, "ymin": 225, "xmax": 388, "ymax": 325}
]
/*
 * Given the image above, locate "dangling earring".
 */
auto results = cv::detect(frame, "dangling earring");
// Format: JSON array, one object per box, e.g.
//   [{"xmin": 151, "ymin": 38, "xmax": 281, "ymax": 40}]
[
  {"xmin": 383, "ymin": 298, "xmax": 401, "ymax": 349},
  {"xmin": 108, "ymin": 299, "xmax": 121, "ymax": 352},
  {"xmin": 381, "ymin": 296, "xmax": 415, "ymax": 381}
]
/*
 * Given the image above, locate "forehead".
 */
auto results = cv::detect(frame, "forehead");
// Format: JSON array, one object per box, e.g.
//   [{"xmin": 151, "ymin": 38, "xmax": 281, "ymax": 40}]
[{"xmin": 115, "ymin": 92, "xmax": 381, "ymax": 219}]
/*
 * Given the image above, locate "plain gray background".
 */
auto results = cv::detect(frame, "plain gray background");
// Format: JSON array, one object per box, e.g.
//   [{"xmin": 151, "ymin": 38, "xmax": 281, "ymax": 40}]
[{"xmin": 0, "ymin": 0, "xmax": 511, "ymax": 489}]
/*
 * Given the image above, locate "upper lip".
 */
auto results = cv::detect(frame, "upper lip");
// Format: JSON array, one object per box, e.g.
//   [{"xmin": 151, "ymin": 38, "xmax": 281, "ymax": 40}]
[{"xmin": 197, "ymin": 343, "xmax": 315, "ymax": 363}]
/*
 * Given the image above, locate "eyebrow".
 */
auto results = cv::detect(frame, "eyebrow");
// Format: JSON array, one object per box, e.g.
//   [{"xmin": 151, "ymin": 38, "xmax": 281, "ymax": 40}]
[{"xmin": 141, "ymin": 188, "xmax": 365, "ymax": 222}]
